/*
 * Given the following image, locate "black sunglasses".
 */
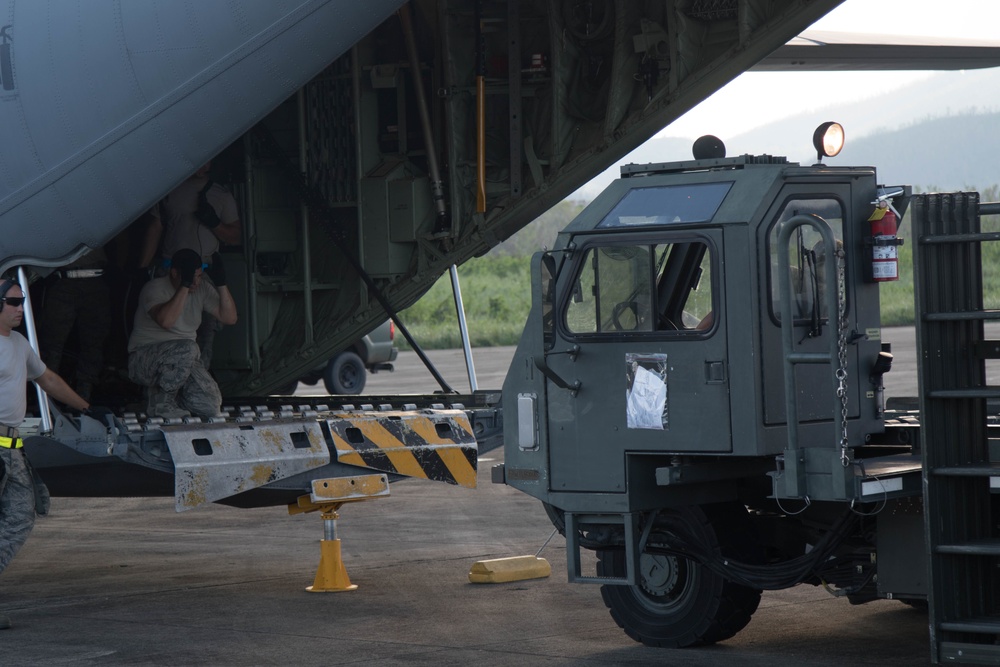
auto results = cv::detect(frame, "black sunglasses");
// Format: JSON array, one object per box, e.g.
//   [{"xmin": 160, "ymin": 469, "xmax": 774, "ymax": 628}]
[{"xmin": 1, "ymin": 297, "xmax": 25, "ymax": 307}]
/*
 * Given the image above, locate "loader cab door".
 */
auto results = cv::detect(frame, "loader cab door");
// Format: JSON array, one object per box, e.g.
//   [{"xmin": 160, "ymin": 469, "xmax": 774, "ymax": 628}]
[
  {"xmin": 544, "ymin": 230, "xmax": 729, "ymax": 494},
  {"xmin": 759, "ymin": 188, "xmax": 859, "ymax": 438}
]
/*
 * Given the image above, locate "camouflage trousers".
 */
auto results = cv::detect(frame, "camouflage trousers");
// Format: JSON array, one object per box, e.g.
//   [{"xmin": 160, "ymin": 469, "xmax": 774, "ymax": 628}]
[
  {"xmin": 0, "ymin": 448, "xmax": 35, "ymax": 575},
  {"xmin": 128, "ymin": 339, "xmax": 222, "ymax": 418},
  {"xmin": 39, "ymin": 276, "xmax": 111, "ymax": 393}
]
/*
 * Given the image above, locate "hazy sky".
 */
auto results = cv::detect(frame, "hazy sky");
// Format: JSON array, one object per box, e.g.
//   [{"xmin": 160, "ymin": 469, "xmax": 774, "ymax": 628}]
[{"xmin": 659, "ymin": 0, "xmax": 1000, "ymax": 141}]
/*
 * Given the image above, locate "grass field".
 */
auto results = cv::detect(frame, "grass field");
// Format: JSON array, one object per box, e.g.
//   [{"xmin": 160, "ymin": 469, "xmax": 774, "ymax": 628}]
[
  {"xmin": 880, "ymin": 206, "xmax": 1000, "ymax": 325},
  {"xmin": 398, "ymin": 256, "xmax": 532, "ymax": 349}
]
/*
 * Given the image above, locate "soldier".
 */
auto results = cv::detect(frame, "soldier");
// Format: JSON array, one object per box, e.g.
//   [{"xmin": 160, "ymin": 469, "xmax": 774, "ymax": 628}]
[
  {"xmin": 38, "ymin": 247, "xmax": 111, "ymax": 401},
  {"xmin": 0, "ymin": 278, "xmax": 94, "ymax": 629},
  {"xmin": 127, "ymin": 248, "xmax": 237, "ymax": 418},
  {"xmin": 138, "ymin": 162, "xmax": 241, "ymax": 368}
]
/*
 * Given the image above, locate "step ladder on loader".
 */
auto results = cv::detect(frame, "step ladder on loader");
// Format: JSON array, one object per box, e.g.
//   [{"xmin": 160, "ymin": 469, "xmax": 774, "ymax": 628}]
[{"xmin": 915, "ymin": 192, "xmax": 1000, "ymax": 664}]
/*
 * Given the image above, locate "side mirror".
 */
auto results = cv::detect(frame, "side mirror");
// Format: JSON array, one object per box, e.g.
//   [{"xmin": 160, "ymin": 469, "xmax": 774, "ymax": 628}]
[{"xmin": 530, "ymin": 251, "xmax": 581, "ymax": 394}]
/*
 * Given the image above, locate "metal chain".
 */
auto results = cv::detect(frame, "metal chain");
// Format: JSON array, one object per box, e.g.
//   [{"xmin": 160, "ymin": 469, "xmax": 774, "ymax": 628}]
[{"xmin": 835, "ymin": 247, "xmax": 850, "ymax": 466}]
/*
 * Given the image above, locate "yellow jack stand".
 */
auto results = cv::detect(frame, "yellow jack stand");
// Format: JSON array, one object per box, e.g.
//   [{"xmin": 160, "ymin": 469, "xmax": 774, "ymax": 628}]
[
  {"xmin": 308, "ymin": 507, "xmax": 357, "ymax": 592},
  {"xmin": 288, "ymin": 474, "xmax": 390, "ymax": 593}
]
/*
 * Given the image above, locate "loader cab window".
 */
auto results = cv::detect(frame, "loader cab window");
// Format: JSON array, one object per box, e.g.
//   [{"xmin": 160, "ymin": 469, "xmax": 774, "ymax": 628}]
[
  {"xmin": 565, "ymin": 240, "xmax": 715, "ymax": 335},
  {"xmin": 767, "ymin": 198, "xmax": 845, "ymax": 324},
  {"xmin": 596, "ymin": 182, "xmax": 733, "ymax": 228}
]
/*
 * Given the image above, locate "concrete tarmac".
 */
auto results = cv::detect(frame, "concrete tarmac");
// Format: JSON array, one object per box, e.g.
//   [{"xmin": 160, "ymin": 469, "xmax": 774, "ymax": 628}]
[
  {"xmin": 1, "ymin": 327, "xmax": 939, "ymax": 666},
  {"xmin": 1, "ymin": 457, "xmax": 932, "ymax": 666}
]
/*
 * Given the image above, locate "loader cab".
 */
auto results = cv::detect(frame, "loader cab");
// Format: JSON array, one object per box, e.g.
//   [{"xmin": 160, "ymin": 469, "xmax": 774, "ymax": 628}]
[{"xmin": 503, "ymin": 131, "xmax": 897, "ymax": 511}]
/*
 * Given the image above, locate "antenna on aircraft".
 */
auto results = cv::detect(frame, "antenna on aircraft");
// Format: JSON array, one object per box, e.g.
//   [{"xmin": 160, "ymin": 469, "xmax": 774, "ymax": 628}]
[{"xmin": 693, "ymin": 135, "xmax": 726, "ymax": 160}]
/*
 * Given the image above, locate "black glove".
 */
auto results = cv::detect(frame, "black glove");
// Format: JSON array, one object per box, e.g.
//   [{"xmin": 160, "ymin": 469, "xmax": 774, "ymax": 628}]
[
  {"xmin": 206, "ymin": 252, "xmax": 227, "ymax": 287},
  {"xmin": 178, "ymin": 261, "xmax": 197, "ymax": 289},
  {"xmin": 84, "ymin": 405, "xmax": 114, "ymax": 426}
]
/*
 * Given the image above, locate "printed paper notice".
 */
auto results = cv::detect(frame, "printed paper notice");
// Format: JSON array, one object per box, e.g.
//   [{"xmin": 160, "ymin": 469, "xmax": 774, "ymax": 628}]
[{"xmin": 626, "ymin": 353, "xmax": 668, "ymax": 430}]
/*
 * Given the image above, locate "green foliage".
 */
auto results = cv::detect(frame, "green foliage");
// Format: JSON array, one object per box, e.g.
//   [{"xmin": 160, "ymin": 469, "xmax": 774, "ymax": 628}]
[
  {"xmin": 398, "ymin": 199, "xmax": 587, "ymax": 349},
  {"xmin": 876, "ymin": 238, "xmax": 914, "ymax": 326},
  {"xmin": 880, "ymin": 185, "xmax": 1000, "ymax": 325},
  {"xmin": 488, "ymin": 199, "xmax": 586, "ymax": 257},
  {"xmin": 398, "ymin": 255, "xmax": 532, "ymax": 349}
]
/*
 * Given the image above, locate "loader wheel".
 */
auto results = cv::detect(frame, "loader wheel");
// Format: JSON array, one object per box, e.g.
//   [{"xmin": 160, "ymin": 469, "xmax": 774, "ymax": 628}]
[{"xmin": 597, "ymin": 503, "xmax": 762, "ymax": 648}]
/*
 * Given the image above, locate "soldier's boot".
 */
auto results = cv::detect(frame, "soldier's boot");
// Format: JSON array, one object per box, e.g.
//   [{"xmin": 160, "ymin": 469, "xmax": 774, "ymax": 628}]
[{"xmin": 147, "ymin": 388, "xmax": 190, "ymax": 419}]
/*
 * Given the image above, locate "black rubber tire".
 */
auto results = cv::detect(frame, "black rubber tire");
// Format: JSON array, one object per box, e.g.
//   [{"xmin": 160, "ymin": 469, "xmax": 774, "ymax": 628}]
[
  {"xmin": 323, "ymin": 351, "xmax": 366, "ymax": 394},
  {"xmin": 597, "ymin": 503, "xmax": 762, "ymax": 648}
]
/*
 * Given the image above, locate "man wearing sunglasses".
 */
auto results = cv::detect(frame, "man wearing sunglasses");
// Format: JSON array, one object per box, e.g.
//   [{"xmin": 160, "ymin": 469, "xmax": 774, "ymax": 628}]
[
  {"xmin": 0, "ymin": 277, "xmax": 91, "ymax": 628},
  {"xmin": 127, "ymin": 248, "xmax": 237, "ymax": 419}
]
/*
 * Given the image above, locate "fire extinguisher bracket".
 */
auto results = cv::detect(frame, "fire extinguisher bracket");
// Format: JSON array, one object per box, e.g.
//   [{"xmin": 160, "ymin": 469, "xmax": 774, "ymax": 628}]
[{"xmin": 864, "ymin": 236, "xmax": 905, "ymax": 247}]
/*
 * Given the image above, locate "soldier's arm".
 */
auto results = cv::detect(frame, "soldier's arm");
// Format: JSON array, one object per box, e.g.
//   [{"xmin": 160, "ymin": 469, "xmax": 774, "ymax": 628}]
[
  {"xmin": 35, "ymin": 369, "xmax": 89, "ymax": 411},
  {"xmin": 148, "ymin": 286, "xmax": 190, "ymax": 330},
  {"xmin": 211, "ymin": 190, "xmax": 242, "ymax": 246},
  {"xmin": 209, "ymin": 285, "xmax": 238, "ymax": 326},
  {"xmin": 212, "ymin": 217, "xmax": 242, "ymax": 246}
]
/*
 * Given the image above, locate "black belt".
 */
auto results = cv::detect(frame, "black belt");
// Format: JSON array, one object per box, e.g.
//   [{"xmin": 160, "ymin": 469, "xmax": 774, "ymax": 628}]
[{"xmin": 53, "ymin": 268, "xmax": 104, "ymax": 279}]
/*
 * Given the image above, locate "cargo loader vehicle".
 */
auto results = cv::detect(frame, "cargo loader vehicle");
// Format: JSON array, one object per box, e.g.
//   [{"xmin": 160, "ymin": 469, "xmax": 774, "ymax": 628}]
[{"xmin": 497, "ymin": 124, "xmax": 1000, "ymax": 664}]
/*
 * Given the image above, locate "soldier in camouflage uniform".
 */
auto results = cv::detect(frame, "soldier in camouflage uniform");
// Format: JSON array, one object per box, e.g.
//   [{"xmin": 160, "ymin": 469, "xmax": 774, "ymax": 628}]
[
  {"xmin": 127, "ymin": 248, "xmax": 237, "ymax": 418},
  {"xmin": 0, "ymin": 278, "xmax": 92, "ymax": 629},
  {"xmin": 138, "ymin": 163, "xmax": 241, "ymax": 368}
]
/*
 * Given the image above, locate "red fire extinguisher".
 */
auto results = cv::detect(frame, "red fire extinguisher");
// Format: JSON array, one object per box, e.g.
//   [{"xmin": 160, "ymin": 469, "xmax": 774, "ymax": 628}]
[{"xmin": 867, "ymin": 201, "xmax": 902, "ymax": 282}]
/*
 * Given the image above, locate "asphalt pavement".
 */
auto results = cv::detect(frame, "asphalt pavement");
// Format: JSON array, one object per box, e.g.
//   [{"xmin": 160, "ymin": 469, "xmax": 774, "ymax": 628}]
[
  {"xmin": 0, "ymin": 327, "xmax": 941, "ymax": 666},
  {"xmin": 1, "ymin": 452, "xmax": 932, "ymax": 666}
]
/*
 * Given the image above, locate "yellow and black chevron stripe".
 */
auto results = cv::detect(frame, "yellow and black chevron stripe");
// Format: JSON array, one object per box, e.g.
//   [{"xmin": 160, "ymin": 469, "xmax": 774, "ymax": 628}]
[{"xmin": 325, "ymin": 409, "xmax": 478, "ymax": 488}]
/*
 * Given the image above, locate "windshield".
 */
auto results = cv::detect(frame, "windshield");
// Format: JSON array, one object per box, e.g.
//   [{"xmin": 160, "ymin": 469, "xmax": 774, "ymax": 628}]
[{"xmin": 596, "ymin": 182, "xmax": 733, "ymax": 229}]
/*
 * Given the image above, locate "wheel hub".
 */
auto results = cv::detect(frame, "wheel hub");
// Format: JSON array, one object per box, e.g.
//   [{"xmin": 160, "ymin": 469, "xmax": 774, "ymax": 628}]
[{"xmin": 639, "ymin": 553, "xmax": 680, "ymax": 597}]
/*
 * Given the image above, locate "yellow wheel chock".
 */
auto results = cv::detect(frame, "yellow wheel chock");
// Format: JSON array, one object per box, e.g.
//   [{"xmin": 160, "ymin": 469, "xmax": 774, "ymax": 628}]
[
  {"xmin": 288, "ymin": 474, "xmax": 390, "ymax": 593},
  {"xmin": 469, "ymin": 527, "xmax": 554, "ymax": 584},
  {"xmin": 469, "ymin": 555, "xmax": 551, "ymax": 583}
]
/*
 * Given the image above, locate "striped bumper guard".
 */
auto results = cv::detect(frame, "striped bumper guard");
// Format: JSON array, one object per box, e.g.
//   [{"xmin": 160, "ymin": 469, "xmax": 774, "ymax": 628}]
[{"xmin": 325, "ymin": 408, "xmax": 478, "ymax": 489}]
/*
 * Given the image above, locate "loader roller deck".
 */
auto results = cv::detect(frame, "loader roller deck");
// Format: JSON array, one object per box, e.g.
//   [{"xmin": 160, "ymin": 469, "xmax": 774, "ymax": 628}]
[{"xmin": 25, "ymin": 392, "xmax": 502, "ymax": 510}]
